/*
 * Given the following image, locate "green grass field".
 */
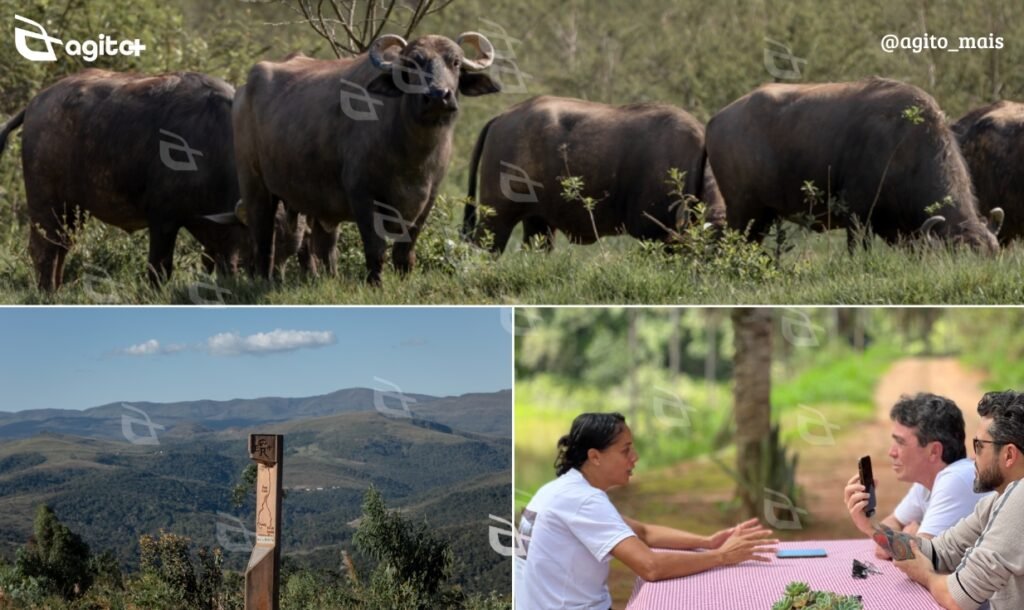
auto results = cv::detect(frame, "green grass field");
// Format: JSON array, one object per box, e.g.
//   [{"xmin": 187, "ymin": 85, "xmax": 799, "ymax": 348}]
[{"xmin": 4, "ymin": 201, "xmax": 1024, "ymax": 305}]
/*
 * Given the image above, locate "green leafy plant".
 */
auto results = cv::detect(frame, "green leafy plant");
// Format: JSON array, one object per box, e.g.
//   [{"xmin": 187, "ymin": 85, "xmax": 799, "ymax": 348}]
[
  {"xmin": 772, "ymin": 582, "xmax": 864, "ymax": 610},
  {"xmin": 902, "ymin": 105, "xmax": 925, "ymax": 125}
]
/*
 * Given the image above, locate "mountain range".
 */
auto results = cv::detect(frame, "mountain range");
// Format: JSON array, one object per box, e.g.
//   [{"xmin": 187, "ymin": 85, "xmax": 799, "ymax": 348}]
[
  {"xmin": 0, "ymin": 388, "xmax": 511, "ymax": 594},
  {"xmin": 0, "ymin": 387, "xmax": 511, "ymax": 440}
]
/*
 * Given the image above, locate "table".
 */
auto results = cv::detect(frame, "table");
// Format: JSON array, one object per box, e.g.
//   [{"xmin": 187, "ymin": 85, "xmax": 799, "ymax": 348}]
[{"xmin": 624, "ymin": 539, "xmax": 944, "ymax": 609}]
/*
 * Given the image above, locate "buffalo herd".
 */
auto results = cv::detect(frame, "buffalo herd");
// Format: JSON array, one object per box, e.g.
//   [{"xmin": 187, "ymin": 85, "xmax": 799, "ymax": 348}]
[{"xmin": 0, "ymin": 36, "xmax": 1015, "ymax": 291}]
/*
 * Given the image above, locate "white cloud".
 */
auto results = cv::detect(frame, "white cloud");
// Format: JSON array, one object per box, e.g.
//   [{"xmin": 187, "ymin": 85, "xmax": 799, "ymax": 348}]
[
  {"xmin": 118, "ymin": 330, "xmax": 335, "ymax": 358},
  {"xmin": 123, "ymin": 339, "xmax": 161, "ymax": 356},
  {"xmin": 204, "ymin": 329, "xmax": 336, "ymax": 356}
]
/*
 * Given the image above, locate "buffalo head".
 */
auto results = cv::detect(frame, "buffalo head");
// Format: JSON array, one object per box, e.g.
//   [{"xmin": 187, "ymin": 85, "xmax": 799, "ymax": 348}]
[
  {"xmin": 365, "ymin": 33, "xmax": 501, "ymax": 124},
  {"xmin": 920, "ymin": 207, "xmax": 1004, "ymax": 254}
]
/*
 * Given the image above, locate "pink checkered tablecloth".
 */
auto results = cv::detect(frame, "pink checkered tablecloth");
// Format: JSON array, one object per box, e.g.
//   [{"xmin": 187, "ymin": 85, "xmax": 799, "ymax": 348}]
[{"xmin": 624, "ymin": 539, "xmax": 943, "ymax": 609}]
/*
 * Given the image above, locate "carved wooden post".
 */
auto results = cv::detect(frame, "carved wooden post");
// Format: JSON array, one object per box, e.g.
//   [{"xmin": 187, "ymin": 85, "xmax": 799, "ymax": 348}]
[{"xmin": 245, "ymin": 434, "xmax": 283, "ymax": 610}]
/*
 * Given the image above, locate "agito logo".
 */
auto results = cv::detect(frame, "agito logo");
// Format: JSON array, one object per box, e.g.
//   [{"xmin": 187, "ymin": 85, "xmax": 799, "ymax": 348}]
[{"xmin": 14, "ymin": 14, "xmax": 146, "ymax": 62}]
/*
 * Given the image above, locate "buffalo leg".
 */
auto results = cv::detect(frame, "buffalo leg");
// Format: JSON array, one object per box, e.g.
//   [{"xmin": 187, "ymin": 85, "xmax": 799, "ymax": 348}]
[
  {"xmin": 29, "ymin": 222, "xmax": 69, "ymax": 292},
  {"xmin": 353, "ymin": 202, "xmax": 388, "ymax": 285},
  {"xmin": 28, "ymin": 207, "xmax": 76, "ymax": 292},
  {"xmin": 480, "ymin": 210, "xmax": 522, "ymax": 254},
  {"xmin": 146, "ymin": 223, "xmax": 179, "ymax": 285},
  {"xmin": 521, "ymin": 216, "xmax": 555, "ymax": 251},
  {"xmin": 240, "ymin": 178, "xmax": 277, "ymax": 280},
  {"xmin": 391, "ymin": 226, "xmax": 421, "ymax": 276},
  {"xmin": 309, "ymin": 221, "xmax": 339, "ymax": 276},
  {"xmin": 392, "ymin": 198, "xmax": 435, "ymax": 276},
  {"xmin": 738, "ymin": 208, "xmax": 776, "ymax": 243}
]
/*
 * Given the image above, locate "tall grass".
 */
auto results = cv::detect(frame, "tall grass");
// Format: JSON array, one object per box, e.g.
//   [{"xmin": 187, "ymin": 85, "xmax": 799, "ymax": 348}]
[{"xmin": 5, "ymin": 201, "xmax": 1024, "ymax": 305}]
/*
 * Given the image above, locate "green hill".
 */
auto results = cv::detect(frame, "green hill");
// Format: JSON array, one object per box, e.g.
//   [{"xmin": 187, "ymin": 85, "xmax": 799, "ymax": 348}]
[{"xmin": 0, "ymin": 403, "xmax": 511, "ymax": 594}]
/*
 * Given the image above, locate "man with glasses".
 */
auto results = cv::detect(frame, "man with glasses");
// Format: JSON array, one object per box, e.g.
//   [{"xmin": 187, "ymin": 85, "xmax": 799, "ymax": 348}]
[
  {"xmin": 844, "ymin": 393, "xmax": 990, "ymax": 559},
  {"xmin": 896, "ymin": 390, "xmax": 1024, "ymax": 609}
]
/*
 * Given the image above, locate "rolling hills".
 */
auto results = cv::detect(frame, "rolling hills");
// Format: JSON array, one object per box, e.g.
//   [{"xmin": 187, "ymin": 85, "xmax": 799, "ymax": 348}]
[{"xmin": 0, "ymin": 388, "xmax": 511, "ymax": 594}]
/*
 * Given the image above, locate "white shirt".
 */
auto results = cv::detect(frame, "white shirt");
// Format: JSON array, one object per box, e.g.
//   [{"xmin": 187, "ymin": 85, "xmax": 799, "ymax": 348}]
[
  {"xmin": 894, "ymin": 457, "xmax": 992, "ymax": 536},
  {"xmin": 515, "ymin": 468, "xmax": 636, "ymax": 610}
]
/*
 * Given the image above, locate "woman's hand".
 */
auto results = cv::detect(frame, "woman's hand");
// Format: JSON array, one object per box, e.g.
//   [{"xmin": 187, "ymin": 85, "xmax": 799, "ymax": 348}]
[
  {"xmin": 714, "ymin": 520, "xmax": 779, "ymax": 565},
  {"xmin": 704, "ymin": 518, "xmax": 760, "ymax": 549}
]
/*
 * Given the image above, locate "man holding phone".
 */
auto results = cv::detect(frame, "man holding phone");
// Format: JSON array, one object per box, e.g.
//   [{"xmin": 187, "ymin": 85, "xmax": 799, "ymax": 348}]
[
  {"xmin": 894, "ymin": 390, "xmax": 1024, "ymax": 610},
  {"xmin": 843, "ymin": 393, "xmax": 990, "ymax": 559}
]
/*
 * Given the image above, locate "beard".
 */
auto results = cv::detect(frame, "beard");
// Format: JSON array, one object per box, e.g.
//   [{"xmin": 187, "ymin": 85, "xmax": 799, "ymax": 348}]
[{"xmin": 974, "ymin": 461, "xmax": 1005, "ymax": 493}]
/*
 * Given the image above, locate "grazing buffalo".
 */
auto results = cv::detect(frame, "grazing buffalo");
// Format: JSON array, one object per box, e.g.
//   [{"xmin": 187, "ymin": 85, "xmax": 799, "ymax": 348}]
[
  {"xmin": 233, "ymin": 33, "xmax": 501, "ymax": 285},
  {"xmin": 953, "ymin": 100, "xmax": 1023, "ymax": 243},
  {"xmin": 0, "ymin": 69, "xmax": 256, "ymax": 291},
  {"xmin": 462, "ymin": 96, "xmax": 725, "ymax": 252},
  {"xmin": 706, "ymin": 77, "xmax": 1002, "ymax": 252}
]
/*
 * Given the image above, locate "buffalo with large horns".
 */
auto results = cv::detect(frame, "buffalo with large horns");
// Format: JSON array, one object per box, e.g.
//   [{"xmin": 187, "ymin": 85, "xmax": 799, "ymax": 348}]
[{"xmin": 233, "ymin": 33, "xmax": 501, "ymax": 285}]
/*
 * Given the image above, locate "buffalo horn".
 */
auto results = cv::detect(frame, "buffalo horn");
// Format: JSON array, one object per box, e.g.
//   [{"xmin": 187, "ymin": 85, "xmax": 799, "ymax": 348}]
[
  {"xmin": 989, "ymin": 207, "xmax": 1005, "ymax": 235},
  {"xmin": 920, "ymin": 215, "xmax": 945, "ymax": 238},
  {"xmin": 369, "ymin": 34, "xmax": 408, "ymax": 71},
  {"xmin": 456, "ymin": 32, "xmax": 495, "ymax": 72}
]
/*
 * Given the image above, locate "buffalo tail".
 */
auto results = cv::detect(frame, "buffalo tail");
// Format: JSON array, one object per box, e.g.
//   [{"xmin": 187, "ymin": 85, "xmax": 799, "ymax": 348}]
[
  {"xmin": 462, "ymin": 116, "xmax": 497, "ymax": 239},
  {"xmin": 0, "ymin": 109, "xmax": 25, "ymax": 157}
]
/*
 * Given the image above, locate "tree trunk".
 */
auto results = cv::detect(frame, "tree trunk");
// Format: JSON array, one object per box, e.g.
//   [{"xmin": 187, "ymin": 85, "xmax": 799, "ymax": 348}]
[
  {"xmin": 705, "ymin": 310, "xmax": 720, "ymax": 408},
  {"xmin": 669, "ymin": 308, "xmax": 681, "ymax": 376},
  {"xmin": 731, "ymin": 308, "xmax": 773, "ymax": 518},
  {"xmin": 628, "ymin": 309, "xmax": 638, "ymax": 435}
]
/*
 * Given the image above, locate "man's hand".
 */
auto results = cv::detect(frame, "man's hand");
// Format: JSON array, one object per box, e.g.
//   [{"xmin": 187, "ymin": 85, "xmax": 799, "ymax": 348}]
[
  {"xmin": 844, "ymin": 473, "xmax": 877, "ymax": 536},
  {"xmin": 714, "ymin": 520, "xmax": 778, "ymax": 565},
  {"xmin": 893, "ymin": 541, "xmax": 934, "ymax": 586}
]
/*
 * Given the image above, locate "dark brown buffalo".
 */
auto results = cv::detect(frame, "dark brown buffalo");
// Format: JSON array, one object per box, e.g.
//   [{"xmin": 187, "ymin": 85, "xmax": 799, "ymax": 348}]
[
  {"xmin": 233, "ymin": 34, "xmax": 500, "ymax": 285},
  {"xmin": 706, "ymin": 77, "xmax": 1002, "ymax": 252},
  {"xmin": 0, "ymin": 70, "xmax": 255, "ymax": 290},
  {"xmin": 462, "ymin": 96, "xmax": 725, "ymax": 252},
  {"xmin": 953, "ymin": 100, "xmax": 1023, "ymax": 243}
]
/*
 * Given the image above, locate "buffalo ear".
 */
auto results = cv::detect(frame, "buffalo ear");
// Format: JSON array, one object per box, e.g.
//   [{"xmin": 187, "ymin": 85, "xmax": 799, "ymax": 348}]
[
  {"xmin": 366, "ymin": 72, "xmax": 403, "ymax": 97},
  {"xmin": 458, "ymin": 73, "xmax": 501, "ymax": 96}
]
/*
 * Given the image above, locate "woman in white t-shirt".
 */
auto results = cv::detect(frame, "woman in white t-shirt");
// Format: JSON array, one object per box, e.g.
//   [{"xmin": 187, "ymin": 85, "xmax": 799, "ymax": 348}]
[{"xmin": 516, "ymin": 412, "xmax": 778, "ymax": 610}]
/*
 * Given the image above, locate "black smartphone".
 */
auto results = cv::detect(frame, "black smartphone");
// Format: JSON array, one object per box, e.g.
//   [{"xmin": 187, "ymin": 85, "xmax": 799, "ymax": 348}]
[{"xmin": 858, "ymin": 455, "xmax": 876, "ymax": 517}]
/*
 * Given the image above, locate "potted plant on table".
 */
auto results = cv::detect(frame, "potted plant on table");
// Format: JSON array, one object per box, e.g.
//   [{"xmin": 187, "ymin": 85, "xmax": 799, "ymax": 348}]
[{"xmin": 772, "ymin": 582, "xmax": 864, "ymax": 610}]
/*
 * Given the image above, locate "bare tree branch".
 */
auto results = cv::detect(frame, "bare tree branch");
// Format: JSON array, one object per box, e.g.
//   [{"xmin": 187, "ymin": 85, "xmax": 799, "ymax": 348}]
[{"xmin": 293, "ymin": 0, "xmax": 455, "ymax": 56}]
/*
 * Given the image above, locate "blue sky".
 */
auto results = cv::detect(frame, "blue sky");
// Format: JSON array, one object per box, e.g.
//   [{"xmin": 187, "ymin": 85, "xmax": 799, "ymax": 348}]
[{"xmin": 0, "ymin": 308, "xmax": 513, "ymax": 412}]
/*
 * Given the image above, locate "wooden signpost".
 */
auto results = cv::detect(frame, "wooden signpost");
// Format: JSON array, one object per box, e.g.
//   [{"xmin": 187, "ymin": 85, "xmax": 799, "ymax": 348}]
[{"xmin": 245, "ymin": 434, "xmax": 283, "ymax": 610}]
